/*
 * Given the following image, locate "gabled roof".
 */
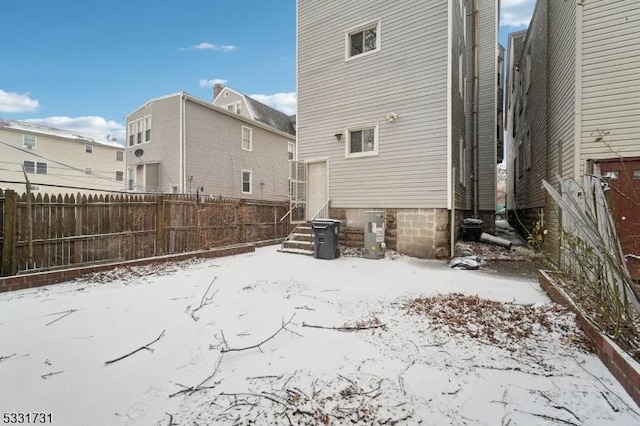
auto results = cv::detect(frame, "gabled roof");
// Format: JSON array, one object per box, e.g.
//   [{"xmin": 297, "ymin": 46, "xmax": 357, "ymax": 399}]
[
  {"xmin": 213, "ymin": 86, "xmax": 296, "ymax": 136},
  {"xmin": 244, "ymin": 96, "xmax": 296, "ymax": 136},
  {"xmin": 0, "ymin": 119, "xmax": 122, "ymax": 148}
]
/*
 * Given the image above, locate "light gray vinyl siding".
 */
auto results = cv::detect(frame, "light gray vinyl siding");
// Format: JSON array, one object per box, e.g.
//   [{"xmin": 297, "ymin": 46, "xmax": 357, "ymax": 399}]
[
  {"xmin": 212, "ymin": 88, "xmax": 252, "ymax": 121},
  {"xmin": 184, "ymin": 100, "xmax": 289, "ymax": 200},
  {"xmin": 545, "ymin": 0, "xmax": 576, "ymax": 263},
  {"xmin": 476, "ymin": 0, "xmax": 498, "ymax": 211},
  {"xmin": 298, "ymin": 0, "xmax": 450, "ymax": 209},
  {"xmin": 580, "ymin": 0, "xmax": 640, "ymax": 166},
  {"xmin": 126, "ymin": 95, "xmax": 181, "ymax": 192}
]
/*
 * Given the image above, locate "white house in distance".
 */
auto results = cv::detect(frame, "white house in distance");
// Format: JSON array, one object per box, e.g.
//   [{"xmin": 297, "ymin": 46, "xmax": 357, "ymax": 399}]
[
  {"xmin": 124, "ymin": 87, "xmax": 295, "ymax": 201},
  {"xmin": 294, "ymin": 0, "xmax": 499, "ymax": 258},
  {"xmin": 0, "ymin": 119, "xmax": 125, "ymax": 194}
]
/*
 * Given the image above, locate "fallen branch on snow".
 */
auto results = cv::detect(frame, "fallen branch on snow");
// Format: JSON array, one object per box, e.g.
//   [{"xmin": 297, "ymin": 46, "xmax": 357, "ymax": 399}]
[
  {"xmin": 169, "ymin": 355, "xmax": 223, "ymax": 398},
  {"xmin": 104, "ymin": 330, "xmax": 166, "ymax": 365},
  {"xmin": 302, "ymin": 322, "xmax": 387, "ymax": 332},
  {"xmin": 189, "ymin": 277, "xmax": 219, "ymax": 321},
  {"xmin": 0, "ymin": 353, "xmax": 17, "ymax": 363},
  {"xmin": 220, "ymin": 314, "xmax": 299, "ymax": 353},
  {"xmin": 45, "ymin": 309, "xmax": 77, "ymax": 326},
  {"xmin": 41, "ymin": 371, "xmax": 63, "ymax": 380}
]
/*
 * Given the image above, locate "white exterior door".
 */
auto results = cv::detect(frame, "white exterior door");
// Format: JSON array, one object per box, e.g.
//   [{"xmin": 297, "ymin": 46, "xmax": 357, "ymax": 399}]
[{"xmin": 306, "ymin": 161, "xmax": 327, "ymax": 221}]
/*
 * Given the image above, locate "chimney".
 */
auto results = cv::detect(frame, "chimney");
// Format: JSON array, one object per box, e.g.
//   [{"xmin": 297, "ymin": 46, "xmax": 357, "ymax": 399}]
[{"xmin": 213, "ymin": 83, "xmax": 224, "ymax": 100}]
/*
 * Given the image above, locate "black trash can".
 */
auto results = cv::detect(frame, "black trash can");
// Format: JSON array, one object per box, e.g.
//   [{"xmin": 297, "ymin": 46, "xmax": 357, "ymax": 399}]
[
  {"xmin": 311, "ymin": 219, "xmax": 341, "ymax": 260},
  {"xmin": 461, "ymin": 218, "xmax": 483, "ymax": 242}
]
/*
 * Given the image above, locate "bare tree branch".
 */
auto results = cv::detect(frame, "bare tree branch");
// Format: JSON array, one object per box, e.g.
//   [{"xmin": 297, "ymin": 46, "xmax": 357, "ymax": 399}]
[
  {"xmin": 220, "ymin": 314, "xmax": 297, "ymax": 353},
  {"xmin": 41, "ymin": 371, "xmax": 63, "ymax": 379},
  {"xmin": 190, "ymin": 277, "xmax": 219, "ymax": 321},
  {"xmin": 45, "ymin": 309, "xmax": 77, "ymax": 326},
  {"xmin": 104, "ymin": 330, "xmax": 166, "ymax": 365},
  {"xmin": 302, "ymin": 322, "xmax": 386, "ymax": 332},
  {"xmin": 169, "ymin": 355, "xmax": 224, "ymax": 398}
]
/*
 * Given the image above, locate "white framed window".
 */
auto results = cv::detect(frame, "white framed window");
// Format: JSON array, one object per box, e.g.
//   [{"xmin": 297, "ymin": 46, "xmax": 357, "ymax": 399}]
[
  {"xmin": 242, "ymin": 170, "xmax": 252, "ymax": 194},
  {"xmin": 235, "ymin": 101, "xmax": 242, "ymax": 114},
  {"xmin": 128, "ymin": 122, "xmax": 135, "ymax": 146},
  {"xmin": 85, "ymin": 167, "xmax": 93, "ymax": 175},
  {"xmin": 116, "ymin": 151, "xmax": 124, "ymax": 161},
  {"xmin": 127, "ymin": 167, "xmax": 135, "ymax": 191},
  {"xmin": 226, "ymin": 103, "xmax": 235, "ymax": 112},
  {"xmin": 242, "ymin": 126, "xmax": 252, "ymax": 151},
  {"xmin": 345, "ymin": 124, "xmax": 378, "ymax": 158},
  {"xmin": 634, "ymin": 169, "xmax": 640, "ymax": 179},
  {"xmin": 24, "ymin": 160, "xmax": 47, "ymax": 174},
  {"xmin": 346, "ymin": 20, "xmax": 380, "ymax": 60},
  {"xmin": 604, "ymin": 170, "xmax": 619, "ymax": 180},
  {"xmin": 85, "ymin": 144, "xmax": 93, "ymax": 154},
  {"xmin": 23, "ymin": 134, "xmax": 36, "ymax": 150},
  {"xmin": 170, "ymin": 184, "xmax": 179, "ymax": 193},
  {"xmin": 115, "ymin": 171, "xmax": 124, "ymax": 181},
  {"xmin": 144, "ymin": 115, "xmax": 152, "ymax": 142},
  {"xmin": 288, "ymin": 142, "xmax": 295, "ymax": 161},
  {"xmin": 136, "ymin": 119, "xmax": 143, "ymax": 144}
]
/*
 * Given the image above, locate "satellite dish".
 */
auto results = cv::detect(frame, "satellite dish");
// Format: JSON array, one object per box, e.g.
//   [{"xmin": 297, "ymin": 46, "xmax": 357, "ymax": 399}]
[{"xmin": 134, "ymin": 149, "xmax": 144, "ymax": 158}]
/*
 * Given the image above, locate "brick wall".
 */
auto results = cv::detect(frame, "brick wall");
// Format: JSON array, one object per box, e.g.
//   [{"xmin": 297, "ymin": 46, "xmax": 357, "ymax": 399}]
[
  {"xmin": 539, "ymin": 270, "xmax": 640, "ymax": 407},
  {"xmin": 0, "ymin": 244, "xmax": 255, "ymax": 294}
]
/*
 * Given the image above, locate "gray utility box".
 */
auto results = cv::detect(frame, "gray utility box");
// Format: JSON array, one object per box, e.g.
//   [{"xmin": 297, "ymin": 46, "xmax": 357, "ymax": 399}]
[
  {"xmin": 311, "ymin": 219, "xmax": 341, "ymax": 260},
  {"xmin": 364, "ymin": 211, "xmax": 385, "ymax": 259}
]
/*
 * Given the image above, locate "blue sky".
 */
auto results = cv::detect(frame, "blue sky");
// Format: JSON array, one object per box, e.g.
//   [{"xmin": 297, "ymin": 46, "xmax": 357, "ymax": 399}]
[{"xmin": 0, "ymin": 0, "xmax": 534, "ymax": 146}]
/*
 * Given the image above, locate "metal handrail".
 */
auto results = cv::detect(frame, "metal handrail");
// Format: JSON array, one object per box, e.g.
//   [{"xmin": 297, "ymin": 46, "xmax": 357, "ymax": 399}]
[
  {"xmin": 309, "ymin": 198, "xmax": 331, "ymax": 221},
  {"xmin": 279, "ymin": 201, "xmax": 299, "ymax": 223}
]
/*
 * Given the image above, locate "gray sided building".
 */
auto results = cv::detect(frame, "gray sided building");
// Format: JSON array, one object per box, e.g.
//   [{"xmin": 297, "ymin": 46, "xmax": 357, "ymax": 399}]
[
  {"xmin": 296, "ymin": 0, "xmax": 499, "ymax": 258},
  {"xmin": 506, "ymin": 0, "xmax": 640, "ymax": 266},
  {"xmin": 125, "ymin": 91, "xmax": 295, "ymax": 201}
]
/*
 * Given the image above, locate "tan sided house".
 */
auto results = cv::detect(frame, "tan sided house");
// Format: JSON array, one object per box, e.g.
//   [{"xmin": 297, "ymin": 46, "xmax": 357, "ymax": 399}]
[{"xmin": 0, "ymin": 119, "xmax": 125, "ymax": 194}]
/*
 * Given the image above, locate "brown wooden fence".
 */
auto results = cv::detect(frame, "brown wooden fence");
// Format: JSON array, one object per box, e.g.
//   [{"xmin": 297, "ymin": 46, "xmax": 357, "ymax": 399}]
[{"xmin": 0, "ymin": 189, "xmax": 289, "ymax": 276}]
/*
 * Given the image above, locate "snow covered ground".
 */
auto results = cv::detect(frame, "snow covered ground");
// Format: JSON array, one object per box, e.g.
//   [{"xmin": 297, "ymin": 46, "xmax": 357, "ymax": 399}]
[{"xmin": 1, "ymin": 245, "xmax": 638, "ymax": 425}]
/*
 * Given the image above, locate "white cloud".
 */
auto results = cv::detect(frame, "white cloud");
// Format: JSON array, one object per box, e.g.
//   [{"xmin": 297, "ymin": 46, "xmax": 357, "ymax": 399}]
[
  {"xmin": 249, "ymin": 92, "xmax": 297, "ymax": 115},
  {"xmin": 0, "ymin": 90, "xmax": 39, "ymax": 113},
  {"xmin": 199, "ymin": 78, "xmax": 228, "ymax": 88},
  {"xmin": 25, "ymin": 116, "xmax": 125, "ymax": 145},
  {"xmin": 180, "ymin": 42, "xmax": 237, "ymax": 52},
  {"xmin": 500, "ymin": 0, "xmax": 536, "ymax": 27}
]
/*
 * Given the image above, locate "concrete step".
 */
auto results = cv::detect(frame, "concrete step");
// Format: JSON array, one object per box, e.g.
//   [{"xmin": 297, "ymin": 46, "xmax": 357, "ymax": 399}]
[
  {"xmin": 282, "ymin": 240, "xmax": 313, "ymax": 251},
  {"xmin": 277, "ymin": 247, "xmax": 314, "ymax": 256},
  {"xmin": 289, "ymin": 233, "xmax": 313, "ymax": 242}
]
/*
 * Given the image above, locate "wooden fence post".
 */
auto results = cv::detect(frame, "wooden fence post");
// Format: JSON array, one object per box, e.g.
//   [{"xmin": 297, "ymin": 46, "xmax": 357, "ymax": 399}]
[
  {"xmin": 156, "ymin": 195, "xmax": 165, "ymax": 256},
  {"xmin": 1, "ymin": 190, "xmax": 17, "ymax": 276},
  {"xmin": 74, "ymin": 194, "xmax": 83, "ymax": 264}
]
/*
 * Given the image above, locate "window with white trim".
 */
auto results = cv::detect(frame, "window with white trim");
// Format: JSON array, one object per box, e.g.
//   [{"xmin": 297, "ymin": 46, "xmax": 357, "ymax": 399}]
[
  {"xmin": 128, "ymin": 122, "xmax": 135, "ymax": 146},
  {"xmin": 242, "ymin": 170, "xmax": 252, "ymax": 194},
  {"xmin": 144, "ymin": 115, "xmax": 151, "ymax": 142},
  {"xmin": 85, "ymin": 167, "xmax": 93, "ymax": 175},
  {"xmin": 345, "ymin": 125, "xmax": 378, "ymax": 157},
  {"xmin": 85, "ymin": 144, "xmax": 93, "ymax": 154},
  {"xmin": 23, "ymin": 134, "xmax": 36, "ymax": 150},
  {"xmin": 115, "ymin": 171, "xmax": 124, "ymax": 181},
  {"xmin": 288, "ymin": 142, "xmax": 295, "ymax": 161},
  {"xmin": 226, "ymin": 103, "xmax": 235, "ymax": 112},
  {"xmin": 116, "ymin": 151, "xmax": 124, "ymax": 161},
  {"xmin": 24, "ymin": 160, "xmax": 47, "ymax": 174},
  {"xmin": 242, "ymin": 126, "xmax": 252, "ymax": 151},
  {"xmin": 604, "ymin": 170, "xmax": 619, "ymax": 180},
  {"xmin": 127, "ymin": 167, "xmax": 135, "ymax": 190},
  {"xmin": 347, "ymin": 21, "xmax": 379, "ymax": 59},
  {"xmin": 136, "ymin": 119, "xmax": 143, "ymax": 144}
]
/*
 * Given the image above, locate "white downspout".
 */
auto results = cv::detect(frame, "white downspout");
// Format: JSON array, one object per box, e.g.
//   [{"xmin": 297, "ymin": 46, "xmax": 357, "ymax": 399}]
[
  {"xmin": 447, "ymin": 0, "xmax": 453, "ymax": 211},
  {"xmin": 574, "ymin": 3, "xmax": 583, "ymax": 178},
  {"xmin": 179, "ymin": 93, "xmax": 185, "ymax": 192}
]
